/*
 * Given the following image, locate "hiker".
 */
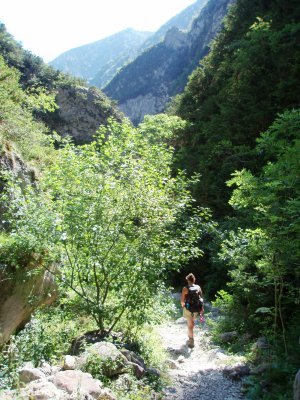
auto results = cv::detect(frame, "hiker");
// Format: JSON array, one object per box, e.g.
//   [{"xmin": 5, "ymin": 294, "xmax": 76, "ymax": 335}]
[{"xmin": 181, "ymin": 273, "xmax": 204, "ymax": 348}]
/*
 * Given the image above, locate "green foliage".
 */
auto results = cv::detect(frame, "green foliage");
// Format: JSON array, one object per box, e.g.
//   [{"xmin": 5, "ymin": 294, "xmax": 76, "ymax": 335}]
[
  {"xmin": 173, "ymin": 0, "xmax": 300, "ymax": 217},
  {"xmin": 0, "ymin": 307, "xmax": 94, "ymax": 389},
  {"xmin": 211, "ymin": 110, "xmax": 300, "ymax": 397},
  {"xmin": 0, "ymin": 55, "xmax": 56, "ymax": 164},
  {"xmin": 139, "ymin": 114, "xmax": 187, "ymax": 144},
  {"xmin": 2, "ymin": 118, "xmax": 207, "ymax": 335},
  {"xmin": 83, "ymin": 350, "xmax": 125, "ymax": 384}
]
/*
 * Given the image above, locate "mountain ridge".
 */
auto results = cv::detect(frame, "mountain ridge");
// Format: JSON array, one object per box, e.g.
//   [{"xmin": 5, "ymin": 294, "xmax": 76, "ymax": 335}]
[
  {"xmin": 104, "ymin": 0, "xmax": 234, "ymax": 125},
  {"xmin": 49, "ymin": 28, "xmax": 152, "ymax": 88},
  {"xmin": 49, "ymin": 0, "xmax": 208, "ymax": 89}
]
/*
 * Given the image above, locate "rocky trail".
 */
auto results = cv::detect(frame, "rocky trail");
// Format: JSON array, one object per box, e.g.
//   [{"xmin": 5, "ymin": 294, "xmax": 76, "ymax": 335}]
[{"xmin": 157, "ymin": 304, "xmax": 247, "ymax": 400}]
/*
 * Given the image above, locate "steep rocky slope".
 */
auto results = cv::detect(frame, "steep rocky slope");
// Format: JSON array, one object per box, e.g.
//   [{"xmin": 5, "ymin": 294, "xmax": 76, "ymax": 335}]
[
  {"xmin": 140, "ymin": 0, "xmax": 208, "ymax": 51},
  {"xmin": 44, "ymin": 84, "xmax": 123, "ymax": 144},
  {"xmin": 104, "ymin": 0, "xmax": 235, "ymax": 125},
  {"xmin": 0, "ymin": 23, "xmax": 123, "ymax": 145}
]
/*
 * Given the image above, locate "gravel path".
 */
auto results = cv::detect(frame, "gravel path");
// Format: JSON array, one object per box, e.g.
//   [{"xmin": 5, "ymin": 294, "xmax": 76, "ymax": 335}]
[{"xmin": 157, "ymin": 308, "xmax": 246, "ymax": 400}]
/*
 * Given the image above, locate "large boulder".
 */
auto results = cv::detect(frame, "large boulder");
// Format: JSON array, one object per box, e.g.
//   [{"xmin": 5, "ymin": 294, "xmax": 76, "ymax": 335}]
[
  {"xmin": 0, "ymin": 259, "xmax": 56, "ymax": 347},
  {"xmin": 80, "ymin": 342, "xmax": 128, "ymax": 377},
  {"xmin": 53, "ymin": 370, "xmax": 102, "ymax": 398},
  {"xmin": 24, "ymin": 379, "xmax": 68, "ymax": 400},
  {"xmin": 18, "ymin": 366, "xmax": 46, "ymax": 385}
]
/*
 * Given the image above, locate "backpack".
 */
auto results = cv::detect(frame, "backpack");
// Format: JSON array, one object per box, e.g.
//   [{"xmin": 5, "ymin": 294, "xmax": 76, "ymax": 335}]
[{"xmin": 185, "ymin": 284, "xmax": 203, "ymax": 313}]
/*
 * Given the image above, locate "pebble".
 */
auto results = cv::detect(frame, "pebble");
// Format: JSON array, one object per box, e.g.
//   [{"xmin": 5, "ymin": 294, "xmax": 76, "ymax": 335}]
[{"xmin": 157, "ymin": 314, "xmax": 246, "ymax": 399}]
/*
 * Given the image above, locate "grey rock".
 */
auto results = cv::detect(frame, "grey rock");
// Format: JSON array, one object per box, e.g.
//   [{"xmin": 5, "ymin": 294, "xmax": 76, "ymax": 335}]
[
  {"xmin": 18, "ymin": 367, "xmax": 46, "ymax": 384},
  {"xmin": 53, "ymin": 370, "xmax": 102, "ymax": 398},
  {"xmin": 53, "ymin": 86, "xmax": 122, "ymax": 145},
  {"xmin": 81, "ymin": 342, "xmax": 127, "ymax": 377},
  {"xmin": 39, "ymin": 361, "xmax": 53, "ymax": 376},
  {"xmin": 24, "ymin": 379, "xmax": 68, "ymax": 400},
  {"xmin": 219, "ymin": 331, "xmax": 238, "ymax": 343},
  {"xmin": 127, "ymin": 361, "xmax": 145, "ymax": 379},
  {"xmin": 146, "ymin": 367, "xmax": 161, "ymax": 377},
  {"xmin": 294, "ymin": 369, "xmax": 300, "ymax": 400},
  {"xmin": 120, "ymin": 349, "xmax": 146, "ymax": 369},
  {"xmin": 223, "ymin": 365, "xmax": 251, "ymax": 381}
]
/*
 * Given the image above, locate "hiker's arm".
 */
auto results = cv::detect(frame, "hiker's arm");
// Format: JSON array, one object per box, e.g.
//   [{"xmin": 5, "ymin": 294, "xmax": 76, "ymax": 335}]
[
  {"xmin": 199, "ymin": 286, "xmax": 204, "ymax": 298},
  {"xmin": 181, "ymin": 287, "xmax": 188, "ymax": 307},
  {"xmin": 200, "ymin": 286, "xmax": 205, "ymax": 314}
]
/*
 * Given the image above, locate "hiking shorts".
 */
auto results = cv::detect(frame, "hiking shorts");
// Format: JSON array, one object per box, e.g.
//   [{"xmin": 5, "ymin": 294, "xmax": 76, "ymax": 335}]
[{"xmin": 183, "ymin": 307, "xmax": 198, "ymax": 320}]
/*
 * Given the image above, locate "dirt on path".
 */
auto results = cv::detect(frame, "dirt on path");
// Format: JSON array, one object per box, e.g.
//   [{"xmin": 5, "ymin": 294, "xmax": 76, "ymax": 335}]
[{"xmin": 156, "ymin": 304, "xmax": 246, "ymax": 400}]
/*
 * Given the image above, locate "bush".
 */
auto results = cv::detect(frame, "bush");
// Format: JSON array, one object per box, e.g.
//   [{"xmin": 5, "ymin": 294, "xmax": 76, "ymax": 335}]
[{"xmin": 0, "ymin": 306, "xmax": 95, "ymax": 389}]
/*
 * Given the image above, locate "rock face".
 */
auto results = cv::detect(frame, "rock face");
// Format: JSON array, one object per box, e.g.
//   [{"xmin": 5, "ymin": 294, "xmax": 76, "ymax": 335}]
[
  {"xmin": 140, "ymin": 0, "xmax": 208, "ymax": 51},
  {"xmin": 0, "ymin": 148, "xmax": 57, "ymax": 347},
  {"xmin": 0, "ymin": 260, "xmax": 56, "ymax": 347},
  {"xmin": 104, "ymin": 0, "xmax": 235, "ymax": 125},
  {"xmin": 45, "ymin": 85, "xmax": 123, "ymax": 145}
]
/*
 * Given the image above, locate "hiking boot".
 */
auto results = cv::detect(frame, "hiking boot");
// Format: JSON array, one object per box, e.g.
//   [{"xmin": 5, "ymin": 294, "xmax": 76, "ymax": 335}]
[{"xmin": 188, "ymin": 337, "xmax": 194, "ymax": 348}]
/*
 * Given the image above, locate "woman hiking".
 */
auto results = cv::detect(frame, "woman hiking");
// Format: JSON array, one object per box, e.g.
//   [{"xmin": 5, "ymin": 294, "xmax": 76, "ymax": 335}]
[{"xmin": 181, "ymin": 273, "xmax": 204, "ymax": 348}]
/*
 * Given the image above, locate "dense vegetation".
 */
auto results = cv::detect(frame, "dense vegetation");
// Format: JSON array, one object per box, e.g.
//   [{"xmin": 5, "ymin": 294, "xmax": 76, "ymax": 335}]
[
  {"xmin": 0, "ymin": 28, "xmax": 208, "ymax": 397},
  {"xmin": 169, "ymin": 0, "xmax": 300, "ymax": 398},
  {"xmin": 0, "ymin": 0, "xmax": 299, "ymax": 397}
]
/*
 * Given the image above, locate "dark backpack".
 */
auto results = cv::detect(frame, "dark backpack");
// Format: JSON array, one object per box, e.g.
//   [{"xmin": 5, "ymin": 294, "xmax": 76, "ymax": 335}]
[{"xmin": 185, "ymin": 285, "xmax": 203, "ymax": 313}]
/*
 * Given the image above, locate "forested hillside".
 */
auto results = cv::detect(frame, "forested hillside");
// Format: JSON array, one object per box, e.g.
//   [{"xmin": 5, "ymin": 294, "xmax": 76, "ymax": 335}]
[
  {"xmin": 172, "ymin": 0, "xmax": 300, "ymax": 217},
  {"xmin": 169, "ymin": 0, "xmax": 300, "ymax": 397}
]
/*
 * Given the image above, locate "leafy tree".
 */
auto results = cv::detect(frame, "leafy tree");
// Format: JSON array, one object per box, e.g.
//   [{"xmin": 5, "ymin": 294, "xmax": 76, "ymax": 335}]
[
  {"xmin": 172, "ymin": 0, "xmax": 300, "ymax": 217},
  {"xmin": 219, "ymin": 110, "xmax": 300, "ymax": 371},
  {"xmin": 3, "ymin": 119, "xmax": 208, "ymax": 334}
]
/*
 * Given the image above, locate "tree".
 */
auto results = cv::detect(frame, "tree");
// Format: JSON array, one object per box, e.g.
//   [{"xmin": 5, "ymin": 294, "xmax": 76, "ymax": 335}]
[
  {"xmin": 3, "ymin": 119, "xmax": 208, "ymax": 334},
  {"xmin": 172, "ymin": 0, "xmax": 300, "ymax": 217},
  {"xmin": 220, "ymin": 110, "xmax": 300, "ymax": 357}
]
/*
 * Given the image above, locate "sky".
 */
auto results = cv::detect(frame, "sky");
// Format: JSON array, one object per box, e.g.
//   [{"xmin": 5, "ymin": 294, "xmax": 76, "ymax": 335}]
[{"xmin": 1, "ymin": 0, "xmax": 196, "ymax": 62}]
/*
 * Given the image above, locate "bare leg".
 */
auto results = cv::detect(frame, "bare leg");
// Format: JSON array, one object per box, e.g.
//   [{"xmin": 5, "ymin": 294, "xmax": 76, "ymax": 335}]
[{"xmin": 187, "ymin": 318, "xmax": 195, "ymax": 338}]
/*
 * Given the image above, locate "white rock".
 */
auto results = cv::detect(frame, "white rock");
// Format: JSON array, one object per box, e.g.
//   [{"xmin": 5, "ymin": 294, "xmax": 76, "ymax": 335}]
[
  {"xmin": 53, "ymin": 369, "xmax": 102, "ymax": 398},
  {"xmin": 25, "ymin": 379, "xmax": 68, "ymax": 400},
  {"xmin": 216, "ymin": 351, "xmax": 229, "ymax": 361},
  {"xmin": 63, "ymin": 355, "xmax": 77, "ymax": 370},
  {"xmin": 40, "ymin": 361, "xmax": 52, "ymax": 375}
]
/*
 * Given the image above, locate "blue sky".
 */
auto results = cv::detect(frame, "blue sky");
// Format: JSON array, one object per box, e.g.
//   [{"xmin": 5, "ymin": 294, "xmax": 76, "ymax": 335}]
[{"xmin": 1, "ymin": 0, "xmax": 196, "ymax": 62}]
